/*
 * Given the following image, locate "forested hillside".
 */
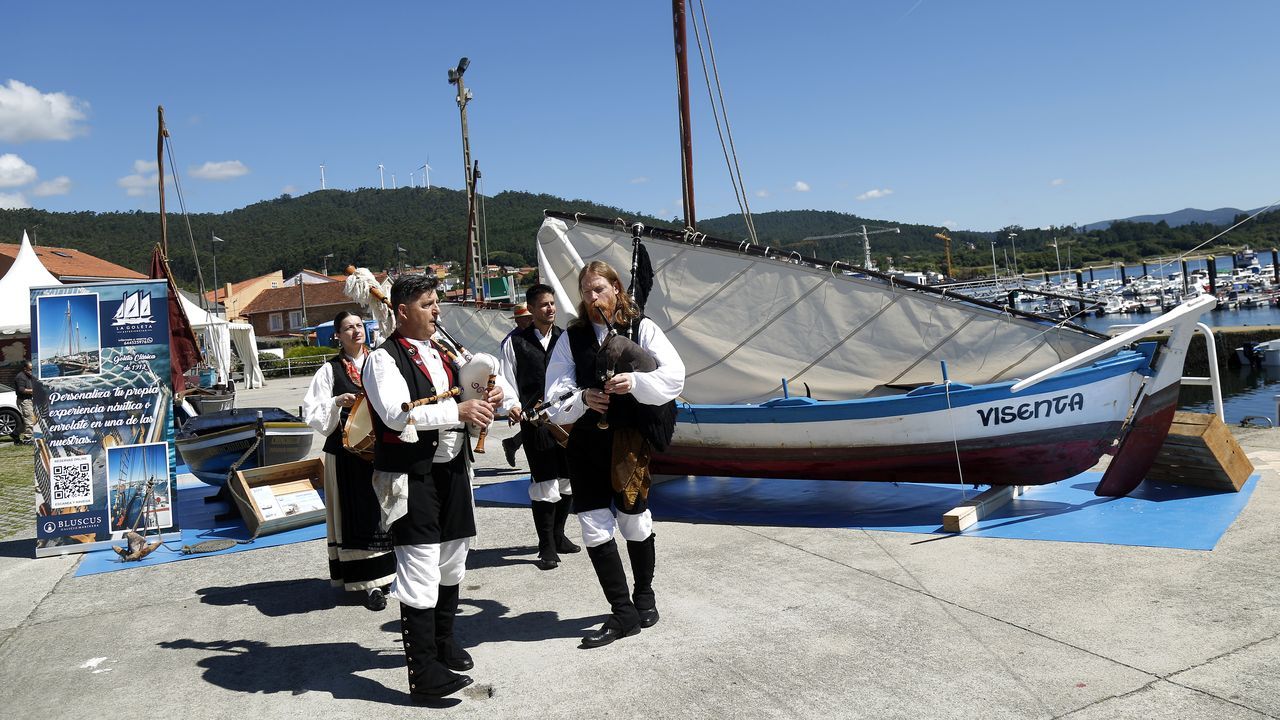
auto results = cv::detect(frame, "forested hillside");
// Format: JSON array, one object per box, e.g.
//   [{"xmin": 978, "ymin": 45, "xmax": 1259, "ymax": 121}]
[{"xmin": 2, "ymin": 189, "xmax": 1277, "ymax": 289}]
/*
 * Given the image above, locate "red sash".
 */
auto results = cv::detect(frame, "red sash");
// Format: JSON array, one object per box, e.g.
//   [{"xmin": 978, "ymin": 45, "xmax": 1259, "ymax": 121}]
[{"xmin": 395, "ymin": 336, "xmax": 456, "ymax": 392}]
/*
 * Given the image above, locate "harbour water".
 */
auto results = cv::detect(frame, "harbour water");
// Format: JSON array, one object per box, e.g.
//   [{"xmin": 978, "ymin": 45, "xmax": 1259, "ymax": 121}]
[{"xmin": 1076, "ymin": 302, "xmax": 1280, "ymax": 426}]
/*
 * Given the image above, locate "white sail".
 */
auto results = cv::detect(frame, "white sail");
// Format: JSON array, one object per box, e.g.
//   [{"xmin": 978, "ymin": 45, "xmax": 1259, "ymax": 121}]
[
  {"xmin": 138, "ymin": 291, "xmax": 151, "ymax": 319},
  {"xmin": 121, "ymin": 290, "xmax": 139, "ymax": 320},
  {"xmin": 440, "ymin": 303, "xmax": 517, "ymax": 359},
  {"xmin": 537, "ymin": 214, "xmax": 1104, "ymax": 405}
]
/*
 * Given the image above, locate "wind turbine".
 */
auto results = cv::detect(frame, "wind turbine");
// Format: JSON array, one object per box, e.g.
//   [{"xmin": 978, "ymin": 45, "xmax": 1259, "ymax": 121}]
[
  {"xmin": 419, "ymin": 158, "xmax": 432, "ymax": 190},
  {"xmin": 378, "ymin": 163, "xmax": 385, "ymax": 190},
  {"xmin": 320, "ymin": 162, "xmax": 326, "ymax": 190},
  {"xmin": 392, "ymin": 173, "xmax": 397, "ymax": 189}
]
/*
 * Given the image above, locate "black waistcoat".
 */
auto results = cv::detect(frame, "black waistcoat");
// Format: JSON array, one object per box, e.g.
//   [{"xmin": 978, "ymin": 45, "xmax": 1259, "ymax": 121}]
[
  {"xmin": 510, "ymin": 324, "xmax": 562, "ymax": 408},
  {"xmin": 322, "ymin": 354, "xmax": 365, "ymax": 456},
  {"xmin": 565, "ymin": 318, "xmax": 677, "ymax": 452},
  {"xmin": 370, "ymin": 337, "xmax": 445, "ymax": 475}
]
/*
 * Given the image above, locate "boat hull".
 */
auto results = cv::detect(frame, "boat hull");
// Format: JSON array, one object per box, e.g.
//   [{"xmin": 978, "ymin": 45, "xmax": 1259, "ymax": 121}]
[{"xmin": 653, "ymin": 351, "xmax": 1148, "ymax": 486}]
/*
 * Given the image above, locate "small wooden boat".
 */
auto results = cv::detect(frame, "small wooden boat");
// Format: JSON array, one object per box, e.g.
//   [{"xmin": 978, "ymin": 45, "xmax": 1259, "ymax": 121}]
[{"xmin": 175, "ymin": 407, "xmax": 313, "ymax": 485}]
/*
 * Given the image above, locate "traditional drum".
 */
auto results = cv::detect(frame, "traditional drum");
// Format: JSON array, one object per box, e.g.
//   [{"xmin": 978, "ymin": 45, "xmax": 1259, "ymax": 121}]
[{"xmin": 342, "ymin": 394, "xmax": 376, "ymax": 461}]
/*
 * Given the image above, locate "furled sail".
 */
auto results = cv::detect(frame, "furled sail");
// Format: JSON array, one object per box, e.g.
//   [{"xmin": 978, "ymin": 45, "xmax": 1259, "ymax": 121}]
[{"xmin": 537, "ymin": 213, "xmax": 1105, "ymax": 405}]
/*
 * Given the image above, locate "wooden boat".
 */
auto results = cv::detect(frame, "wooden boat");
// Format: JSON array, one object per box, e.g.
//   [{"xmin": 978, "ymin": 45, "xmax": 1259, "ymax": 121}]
[
  {"xmin": 175, "ymin": 407, "xmax": 313, "ymax": 485},
  {"xmin": 536, "ymin": 214, "xmax": 1217, "ymax": 497}
]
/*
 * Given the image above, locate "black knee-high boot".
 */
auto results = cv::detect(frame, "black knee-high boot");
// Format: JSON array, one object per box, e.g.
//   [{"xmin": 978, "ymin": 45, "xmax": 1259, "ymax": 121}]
[
  {"xmin": 531, "ymin": 501, "xmax": 559, "ymax": 570},
  {"xmin": 627, "ymin": 533, "xmax": 659, "ymax": 627},
  {"xmin": 554, "ymin": 496, "xmax": 580, "ymax": 554},
  {"xmin": 582, "ymin": 539, "xmax": 641, "ymax": 649},
  {"xmin": 401, "ymin": 603, "xmax": 472, "ymax": 700},
  {"xmin": 434, "ymin": 584, "xmax": 474, "ymax": 671}
]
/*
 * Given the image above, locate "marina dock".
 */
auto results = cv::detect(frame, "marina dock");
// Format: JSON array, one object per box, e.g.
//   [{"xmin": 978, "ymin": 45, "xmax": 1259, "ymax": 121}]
[{"xmin": 1, "ymin": 376, "xmax": 1278, "ymax": 718}]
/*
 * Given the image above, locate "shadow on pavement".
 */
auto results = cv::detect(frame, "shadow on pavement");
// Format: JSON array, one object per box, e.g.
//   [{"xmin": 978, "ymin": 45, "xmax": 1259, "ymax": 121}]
[
  {"xmin": 458, "ymin": 597, "xmax": 599, "ymax": 646},
  {"xmin": 467, "ymin": 545, "xmax": 535, "ymax": 570},
  {"xmin": 0, "ymin": 536, "xmax": 34, "ymax": 559},
  {"xmin": 157, "ymin": 638, "xmax": 425, "ymax": 705},
  {"xmin": 196, "ymin": 578, "xmax": 342, "ymax": 617}
]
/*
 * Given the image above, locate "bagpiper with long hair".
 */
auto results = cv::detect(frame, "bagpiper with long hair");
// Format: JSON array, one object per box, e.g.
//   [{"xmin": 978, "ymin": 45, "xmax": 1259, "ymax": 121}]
[{"xmin": 545, "ymin": 260, "xmax": 685, "ymax": 648}]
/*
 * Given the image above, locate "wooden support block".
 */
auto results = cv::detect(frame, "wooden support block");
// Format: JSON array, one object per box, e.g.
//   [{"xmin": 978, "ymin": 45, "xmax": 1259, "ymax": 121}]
[
  {"xmin": 942, "ymin": 484, "xmax": 1026, "ymax": 533},
  {"xmin": 1147, "ymin": 412, "xmax": 1253, "ymax": 492}
]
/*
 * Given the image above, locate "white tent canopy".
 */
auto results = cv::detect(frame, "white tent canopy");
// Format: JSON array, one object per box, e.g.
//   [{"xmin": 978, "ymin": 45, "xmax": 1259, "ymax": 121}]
[
  {"xmin": 178, "ymin": 293, "xmax": 265, "ymax": 389},
  {"xmin": 0, "ymin": 231, "xmax": 62, "ymax": 334}
]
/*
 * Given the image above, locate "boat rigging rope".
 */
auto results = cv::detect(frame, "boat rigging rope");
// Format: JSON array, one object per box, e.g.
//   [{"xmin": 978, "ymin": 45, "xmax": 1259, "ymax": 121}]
[
  {"xmin": 1153, "ymin": 196, "xmax": 1280, "ymax": 277},
  {"xmin": 689, "ymin": 0, "xmax": 758, "ymax": 245},
  {"xmin": 163, "ymin": 135, "xmax": 210, "ymax": 308}
]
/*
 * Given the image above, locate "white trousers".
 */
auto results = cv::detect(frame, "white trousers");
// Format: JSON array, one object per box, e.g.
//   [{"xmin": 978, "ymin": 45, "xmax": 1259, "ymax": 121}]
[
  {"xmin": 577, "ymin": 507, "xmax": 653, "ymax": 547},
  {"xmin": 528, "ymin": 477, "xmax": 572, "ymax": 503},
  {"xmin": 389, "ymin": 537, "xmax": 471, "ymax": 610}
]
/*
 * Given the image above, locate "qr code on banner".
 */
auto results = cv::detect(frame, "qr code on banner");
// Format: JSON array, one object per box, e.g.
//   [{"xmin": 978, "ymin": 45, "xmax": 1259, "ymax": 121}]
[{"xmin": 50, "ymin": 455, "xmax": 94, "ymax": 509}]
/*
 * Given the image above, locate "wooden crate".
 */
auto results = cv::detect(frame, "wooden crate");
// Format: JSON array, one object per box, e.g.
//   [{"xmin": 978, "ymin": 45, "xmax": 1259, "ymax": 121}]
[
  {"xmin": 1147, "ymin": 412, "xmax": 1253, "ymax": 492},
  {"xmin": 230, "ymin": 457, "xmax": 327, "ymax": 536}
]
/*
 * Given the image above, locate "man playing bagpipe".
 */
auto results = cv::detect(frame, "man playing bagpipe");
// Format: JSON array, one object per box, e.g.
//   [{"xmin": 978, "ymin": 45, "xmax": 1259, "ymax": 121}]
[
  {"xmin": 545, "ymin": 260, "xmax": 685, "ymax": 648},
  {"xmin": 362, "ymin": 273, "xmax": 516, "ymax": 700},
  {"xmin": 501, "ymin": 284, "xmax": 581, "ymax": 571}
]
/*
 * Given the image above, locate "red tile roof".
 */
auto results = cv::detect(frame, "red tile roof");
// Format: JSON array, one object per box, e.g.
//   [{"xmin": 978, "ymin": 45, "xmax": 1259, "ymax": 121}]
[
  {"xmin": 204, "ymin": 270, "xmax": 283, "ymax": 302},
  {"xmin": 241, "ymin": 281, "xmax": 352, "ymax": 315},
  {"xmin": 0, "ymin": 243, "xmax": 146, "ymax": 280}
]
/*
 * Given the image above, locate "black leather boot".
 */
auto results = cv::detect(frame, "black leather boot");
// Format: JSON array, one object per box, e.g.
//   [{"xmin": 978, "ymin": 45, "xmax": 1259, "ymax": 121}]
[
  {"xmin": 434, "ymin": 584, "xmax": 474, "ymax": 671},
  {"xmin": 502, "ymin": 433, "xmax": 521, "ymax": 468},
  {"xmin": 532, "ymin": 501, "xmax": 559, "ymax": 570},
  {"xmin": 554, "ymin": 496, "xmax": 581, "ymax": 554},
  {"xmin": 401, "ymin": 603, "xmax": 472, "ymax": 700},
  {"xmin": 581, "ymin": 540, "xmax": 642, "ymax": 649},
  {"xmin": 627, "ymin": 533, "xmax": 659, "ymax": 628}
]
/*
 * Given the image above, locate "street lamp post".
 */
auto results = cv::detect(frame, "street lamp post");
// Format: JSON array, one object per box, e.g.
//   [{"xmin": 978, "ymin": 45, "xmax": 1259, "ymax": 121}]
[
  {"xmin": 321, "ymin": 252, "xmax": 334, "ymax": 278},
  {"xmin": 298, "ymin": 272, "xmax": 308, "ymax": 344},
  {"xmin": 210, "ymin": 234, "xmax": 225, "ymax": 315},
  {"xmin": 990, "ymin": 240, "xmax": 999, "ymax": 285},
  {"xmin": 1008, "ymin": 232, "xmax": 1019, "ymax": 278}
]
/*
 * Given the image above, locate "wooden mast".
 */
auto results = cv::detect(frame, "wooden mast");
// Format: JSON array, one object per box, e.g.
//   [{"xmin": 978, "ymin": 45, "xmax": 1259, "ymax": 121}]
[
  {"xmin": 157, "ymin": 106, "xmax": 169, "ymax": 255},
  {"xmin": 673, "ymin": 0, "xmax": 696, "ymax": 228}
]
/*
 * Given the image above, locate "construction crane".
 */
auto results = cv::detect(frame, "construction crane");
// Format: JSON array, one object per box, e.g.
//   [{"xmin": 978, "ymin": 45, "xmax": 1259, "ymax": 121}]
[
  {"xmin": 934, "ymin": 231, "xmax": 953, "ymax": 278},
  {"xmin": 799, "ymin": 225, "xmax": 899, "ymax": 271}
]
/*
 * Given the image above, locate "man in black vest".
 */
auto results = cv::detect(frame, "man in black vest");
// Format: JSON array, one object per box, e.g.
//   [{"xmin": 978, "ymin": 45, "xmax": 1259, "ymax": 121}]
[
  {"xmin": 362, "ymin": 274, "xmax": 510, "ymax": 701},
  {"xmin": 501, "ymin": 284, "xmax": 580, "ymax": 570}
]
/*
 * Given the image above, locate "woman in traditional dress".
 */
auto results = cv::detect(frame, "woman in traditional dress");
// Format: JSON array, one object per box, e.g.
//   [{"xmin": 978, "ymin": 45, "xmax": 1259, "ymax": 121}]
[{"xmin": 302, "ymin": 311, "xmax": 396, "ymax": 610}]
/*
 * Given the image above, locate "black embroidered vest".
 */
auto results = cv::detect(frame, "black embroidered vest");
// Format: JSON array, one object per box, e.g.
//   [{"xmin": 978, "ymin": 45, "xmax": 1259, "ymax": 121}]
[
  {"xmin": 565, "ymin": 317, "xmax": 677, "ymax": 451},
  {"xmin": 370, "ymin": 337, "xmax": 445, "ymax": 474},
  {"xmin": 323, "ymin": 354, "xmax": 363, "ymax": 456}
]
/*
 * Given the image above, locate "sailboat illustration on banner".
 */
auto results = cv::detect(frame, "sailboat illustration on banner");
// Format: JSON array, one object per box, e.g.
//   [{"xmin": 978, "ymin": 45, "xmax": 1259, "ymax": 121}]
[{"xmin": 113, "ymin": 290, "xmax": 154, "ymax": 326}]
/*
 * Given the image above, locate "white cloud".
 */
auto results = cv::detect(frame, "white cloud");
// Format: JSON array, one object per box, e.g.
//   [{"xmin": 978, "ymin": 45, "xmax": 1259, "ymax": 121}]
[
  {"xmin": 0, "ymin": 80, "xmax": 90, "ymax": 143},
  {"xmin": 941, "ymin": 219, "xmax": 957, "ymax": 229},
  {"xmin": 1050, "ymin": 178, "xmax": 1066, "ymax": 187},
  {"xmin": 0, "ymin": 153, "xmax": 37, "ymax": 187},
  {"xmin": 118, "ymin": 173, "xmax": 153, "ymax": 197},
  {"xmin": 118, "ymin": 160, "xmax": 173, "ymax": 197},
  {"xmin": 190, "ymin": 160, "xmax": 249, "ymax": 180},
  {"xmin": 856, "ymin": 188, "xmax": 894, "ymax": 200},
  {"xmin": 754, "ymin": 189, "xmax": 770, "ymax": 198},
  {"xmin": 0, "ymin": 192, "xmax": 30, "ymax": 209},
  {"xmin": 32, "ymin": 176, "xmax": 71, "ymax": 197},
  {"xmin": 629, "ymin": 176, "xmax": 648, "ymax": 184},
  {"xmin": 281, "ymin": 184, "xmax": 299, "ymax": 195},
  {"xmin": 792, "ymin": 181, "xmax": 810, "ymax": 192}
]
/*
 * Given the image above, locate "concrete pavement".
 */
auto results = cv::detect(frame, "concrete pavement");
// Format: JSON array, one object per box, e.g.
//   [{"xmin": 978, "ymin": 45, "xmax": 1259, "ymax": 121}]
[{"xmin": 1, "ymin": 376, "xmax": 1278, "ymax": 718}]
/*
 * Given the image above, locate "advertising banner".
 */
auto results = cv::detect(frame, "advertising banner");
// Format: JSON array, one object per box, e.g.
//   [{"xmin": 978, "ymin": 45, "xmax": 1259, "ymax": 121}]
[{"xmin": 31, "ymin": 279, "xmax": 180, "ymax": 557}]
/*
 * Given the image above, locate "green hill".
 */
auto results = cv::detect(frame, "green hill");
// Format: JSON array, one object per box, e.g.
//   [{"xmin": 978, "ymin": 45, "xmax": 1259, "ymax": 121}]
[{"xmin": 3, "ymin": 190, "xmax": 1278, "ymax": 289}]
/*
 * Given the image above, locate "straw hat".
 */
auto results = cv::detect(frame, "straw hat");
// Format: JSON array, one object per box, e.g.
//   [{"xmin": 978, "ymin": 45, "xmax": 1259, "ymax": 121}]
[{"xmin": 512, "ymin": 303, "xmax": 531, "ymax": 319}]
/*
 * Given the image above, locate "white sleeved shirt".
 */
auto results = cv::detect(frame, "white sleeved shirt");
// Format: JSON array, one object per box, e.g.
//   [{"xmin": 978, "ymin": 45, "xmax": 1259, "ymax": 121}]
[
  {"xmin": 301, "ymin": 361, "xmax": 342, "ymax": 438},
  {"xmin": 544, "ymin": 318, "xmax": 685, "ymax": 425},
  {"xmin": 363, "ymin": 338, "xmax": 465, "ymax": 462}
]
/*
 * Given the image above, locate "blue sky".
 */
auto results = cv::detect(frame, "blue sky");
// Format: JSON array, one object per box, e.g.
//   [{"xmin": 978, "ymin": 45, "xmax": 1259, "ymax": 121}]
[{"xmin": 3, "ymin": 0, "xmax": 1277, "ymax": 231}]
